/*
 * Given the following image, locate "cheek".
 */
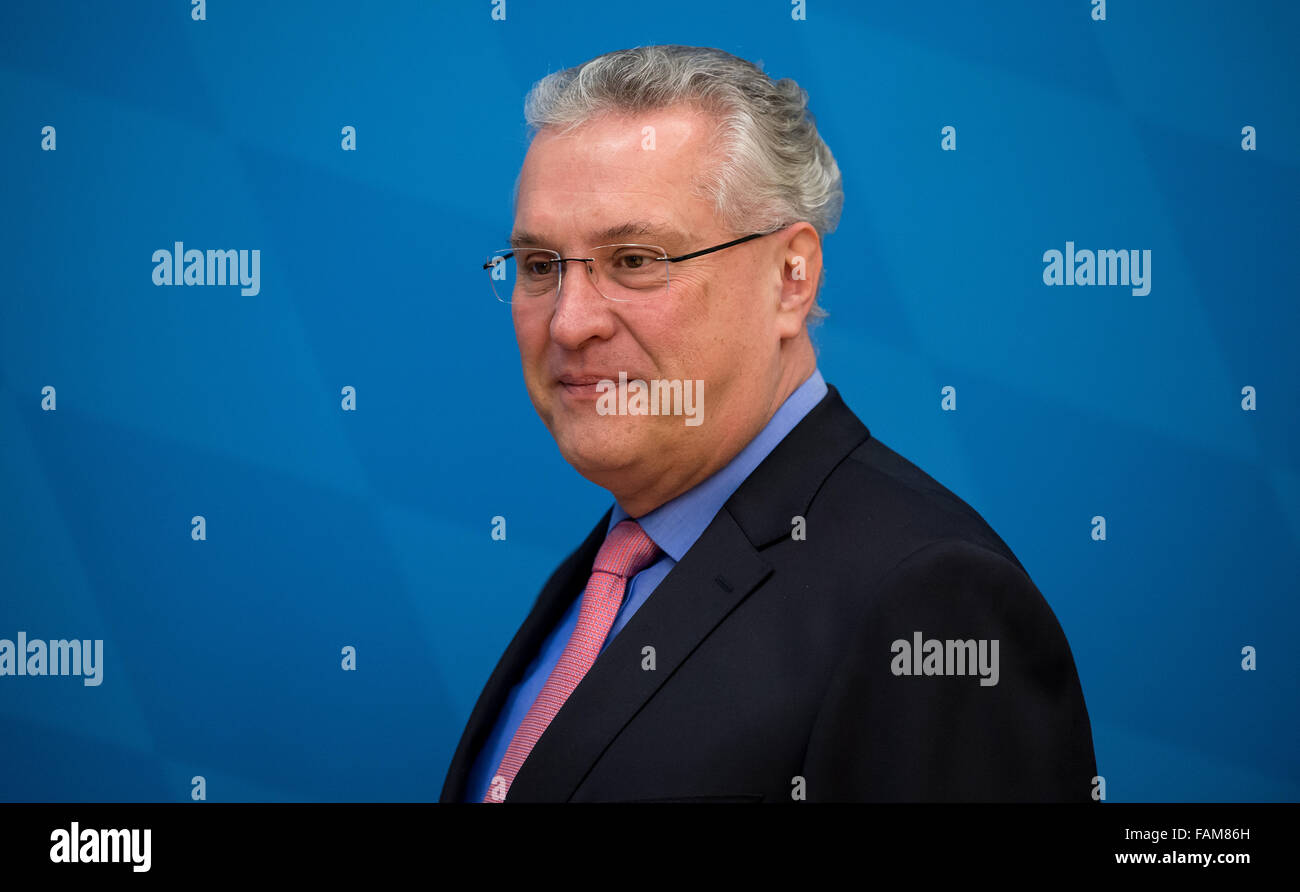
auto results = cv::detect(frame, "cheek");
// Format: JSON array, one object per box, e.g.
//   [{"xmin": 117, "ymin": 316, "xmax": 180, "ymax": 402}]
[
  {"xmin": 720, "ymin": 273, "xmax": 772, "ymax": 341},
  {"xmin": 662, "ymin": 270, "xmax": 722, "ymax": 343},
  {"xmin": 686, "ymin": 275, "xmax": 768, "ymax": 388},
  {"xmin": 631, "ymin": 306, "xmax": 700, "ymax": 377},
  {"xmin": 686, "ymin": 274, "xmax": 746, "ymax": 349}
]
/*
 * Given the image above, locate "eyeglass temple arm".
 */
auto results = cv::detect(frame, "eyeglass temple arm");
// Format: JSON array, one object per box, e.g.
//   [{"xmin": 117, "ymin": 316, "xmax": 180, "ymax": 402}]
[{"xmin": 662, "ymin": 231, "xmax": 768, "ymax": 263}]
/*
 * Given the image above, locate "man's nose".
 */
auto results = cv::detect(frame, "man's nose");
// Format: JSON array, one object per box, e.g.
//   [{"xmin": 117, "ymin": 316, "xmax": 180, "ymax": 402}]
[{"xmin": 549, "ymin": 257, "xmax": 615, "ymax": 348}]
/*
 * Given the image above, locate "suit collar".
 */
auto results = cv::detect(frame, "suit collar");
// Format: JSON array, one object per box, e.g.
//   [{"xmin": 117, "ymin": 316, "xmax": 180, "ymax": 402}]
[{"xmin": 725, "ymin": 383, "xmax": 870, "ymax": 548}]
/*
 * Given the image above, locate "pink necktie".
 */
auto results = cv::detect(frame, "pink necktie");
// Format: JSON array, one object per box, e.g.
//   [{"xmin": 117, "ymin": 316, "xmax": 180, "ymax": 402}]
[{"xmin": 483, "ymin": 519, "xmax": 660, "ymax": 802}]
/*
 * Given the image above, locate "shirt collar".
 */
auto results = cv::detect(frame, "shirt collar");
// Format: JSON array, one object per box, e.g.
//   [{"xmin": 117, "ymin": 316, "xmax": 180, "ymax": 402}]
[{"xmin": 608, "ymin": 368, "xmax": 828, "ymax": 560}]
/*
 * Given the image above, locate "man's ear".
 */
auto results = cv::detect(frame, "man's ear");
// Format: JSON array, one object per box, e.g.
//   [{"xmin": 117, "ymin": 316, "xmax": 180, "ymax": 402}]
[{"xmin": 775, "ymin": 222, "xmax": 822, "ymax": 339}]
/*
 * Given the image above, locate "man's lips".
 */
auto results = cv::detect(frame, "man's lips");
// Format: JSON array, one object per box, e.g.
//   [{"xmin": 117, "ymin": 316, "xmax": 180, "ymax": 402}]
[
  {"xmin": 556, "ymin": 374, "xmax": 609, "ymax": 386},
  {"xmin": 555, "ymin": 372, "xmax": 635, "ymax": 400}
]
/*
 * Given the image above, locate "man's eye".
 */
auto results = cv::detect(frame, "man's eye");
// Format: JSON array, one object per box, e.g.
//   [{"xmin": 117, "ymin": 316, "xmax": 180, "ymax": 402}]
[
  {"xmin": 615, "ymin": 251, "xmax": 657, "ymax": 269},
  {"xmin": 523, "ymin": 259, "xmax": 554, "ymax": 275}
]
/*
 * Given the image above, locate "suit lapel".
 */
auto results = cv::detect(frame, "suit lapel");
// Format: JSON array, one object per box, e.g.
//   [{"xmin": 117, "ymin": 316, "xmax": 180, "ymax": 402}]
[
  {"xmin": 438, "ymin": 509, "xmax": 611, "ymax": 802},
  {"xmin": 504, "ymin": 508, "xmax": 772, "ymax": 802}
]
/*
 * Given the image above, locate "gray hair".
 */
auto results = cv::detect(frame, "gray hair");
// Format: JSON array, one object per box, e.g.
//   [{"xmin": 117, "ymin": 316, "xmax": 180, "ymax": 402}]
[{"xmin": 522, "ymin": 45, "xmax": 842, "ymax": 321}]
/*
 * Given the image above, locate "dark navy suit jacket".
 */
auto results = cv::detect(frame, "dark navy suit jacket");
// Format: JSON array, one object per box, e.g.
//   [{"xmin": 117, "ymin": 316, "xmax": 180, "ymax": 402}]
[{"xmin": 440, "ymin": 384, "xmax": 1097, "ymax": 802}]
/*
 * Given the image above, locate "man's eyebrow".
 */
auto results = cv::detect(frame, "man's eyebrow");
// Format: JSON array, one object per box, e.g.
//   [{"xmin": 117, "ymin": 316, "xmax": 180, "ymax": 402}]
[
  {"xmin": 508, "ymin": 230, "xmax": 546, "ymax": 248},
  {"xmin": 508, "ymin": 221, "xmax": 680, "ymax": 249},
  {"xmin": 590, "ymin": 220, "xmax": 677, "ymax": 244}
]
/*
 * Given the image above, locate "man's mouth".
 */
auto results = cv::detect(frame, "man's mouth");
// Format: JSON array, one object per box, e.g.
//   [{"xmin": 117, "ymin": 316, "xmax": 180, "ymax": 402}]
[
  {"xmin": 556, "ymin": 374, "xmax": 610, "ymax": 399},
  {"xmin": 556, "ymin": 372, "xmax": 638, "ymax": 401}
]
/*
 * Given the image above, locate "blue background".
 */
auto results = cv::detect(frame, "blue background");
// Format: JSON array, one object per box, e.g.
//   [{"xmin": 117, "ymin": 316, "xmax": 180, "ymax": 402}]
[{"xmin": 1, "ymin": 0, "xmax": 1296, "ymax": 802}]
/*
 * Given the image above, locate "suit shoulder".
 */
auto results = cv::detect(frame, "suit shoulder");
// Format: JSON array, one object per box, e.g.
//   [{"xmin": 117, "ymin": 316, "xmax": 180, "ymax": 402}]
[
  {"xmin": 801, "ymin": 438, "xmax": 1078, "ymax": 673},
  {"xmin": 809, "ymin": 433, "xmax": 1025, "ymax": 574},
  {"xmin": 845, "ymin": 436, "xmax": 993, "ymax": 533}
]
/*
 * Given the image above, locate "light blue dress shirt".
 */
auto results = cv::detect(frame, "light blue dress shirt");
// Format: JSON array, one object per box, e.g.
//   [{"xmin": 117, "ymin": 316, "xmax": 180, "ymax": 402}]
[{"xmin": 464, "ymin": 368, "xmax": 828, "ymax": 801}]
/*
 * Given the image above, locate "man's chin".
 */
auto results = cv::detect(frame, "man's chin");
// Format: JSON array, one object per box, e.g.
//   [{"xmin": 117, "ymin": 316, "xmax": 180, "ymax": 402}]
[{"xmin": 551, "ymin": 422, "xmax": 648, "ymax": 480}]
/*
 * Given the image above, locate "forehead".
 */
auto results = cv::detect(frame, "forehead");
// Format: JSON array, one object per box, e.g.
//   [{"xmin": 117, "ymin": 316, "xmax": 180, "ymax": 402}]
[{"xmin": 512, "ymin": 105, "xmax": 721, "ymax": 247}]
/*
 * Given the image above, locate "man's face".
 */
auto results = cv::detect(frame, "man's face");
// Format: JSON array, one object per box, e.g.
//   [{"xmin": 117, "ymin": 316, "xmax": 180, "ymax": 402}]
[{"xmin": 510, "ymin": 105, "xmax": 798, "ymax": 509}]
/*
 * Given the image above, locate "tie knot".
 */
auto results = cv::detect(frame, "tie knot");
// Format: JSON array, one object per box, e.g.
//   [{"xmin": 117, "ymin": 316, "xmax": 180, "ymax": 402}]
[{"xmin": 592, "ymin": 519, "xmax": 660, "ymax": 578}]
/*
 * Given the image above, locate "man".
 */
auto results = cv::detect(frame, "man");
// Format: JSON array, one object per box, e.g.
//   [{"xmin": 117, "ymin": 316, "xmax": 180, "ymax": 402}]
[{"xmin": 441, "ymin": 45, "xmax": 1096, "ymax": 803}]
